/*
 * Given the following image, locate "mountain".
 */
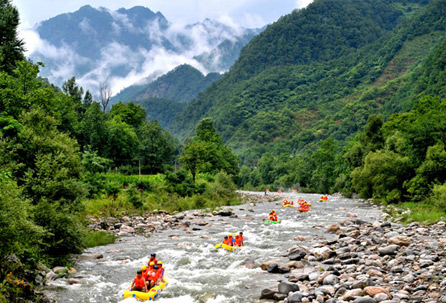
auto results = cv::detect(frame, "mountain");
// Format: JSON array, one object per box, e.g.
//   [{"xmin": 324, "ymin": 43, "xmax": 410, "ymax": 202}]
[
  {"xmin": 171, "ymin": 0, "xmax": 444, "ymax": 163},
  {"xmin": 112, "ymin": 64, "xmax": 222, "ymax": 103},
  {"xmin": 29, "ymin": 6, "xmax": 262, "ymax": 94}
]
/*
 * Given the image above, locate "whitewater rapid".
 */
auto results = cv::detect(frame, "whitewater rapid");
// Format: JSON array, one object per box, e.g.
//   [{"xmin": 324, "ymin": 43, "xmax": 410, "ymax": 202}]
[{"xmin": 44, "ymin": 192, "xmax": 383, "ymax": 303}]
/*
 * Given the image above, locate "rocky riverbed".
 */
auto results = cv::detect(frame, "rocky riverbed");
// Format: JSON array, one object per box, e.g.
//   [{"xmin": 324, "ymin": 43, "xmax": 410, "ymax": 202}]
[
  {"xmin": 41, "ymin": 191, "xmax": 445, "ymax": 303},
  {"xmin": 259, "ymin": 214, "xmax": 446, "ymax": 303}
]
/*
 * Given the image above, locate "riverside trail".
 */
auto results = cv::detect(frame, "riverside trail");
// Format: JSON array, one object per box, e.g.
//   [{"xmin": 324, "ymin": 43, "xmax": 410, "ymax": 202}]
[{"xmin": 44, "ymin": 192, "xmax": 383, "ymax": 303}]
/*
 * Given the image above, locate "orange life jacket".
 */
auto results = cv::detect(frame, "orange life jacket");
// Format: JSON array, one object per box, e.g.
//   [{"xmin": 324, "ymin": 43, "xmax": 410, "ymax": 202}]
[
  {"xmin": 148, "ymin": 257, "xmax": 158, "ymax": 266},
  {"xmin": 134, "ymin": 275, "xmax": 145, "ymax": 288},
  {"xmin": 223, "ymin": 238, "xmax": 230, "ymax": 245},
  {"xmin": 228, "ymin": 236, "xmax": 234, "ymax": 246},
  {"xmin": 240, "ymin": 235, "xmax": 244, "ymax": 245}
]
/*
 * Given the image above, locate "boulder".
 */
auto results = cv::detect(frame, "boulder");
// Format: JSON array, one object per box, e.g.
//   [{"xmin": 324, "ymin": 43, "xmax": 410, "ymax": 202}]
[
  {"xmin": 388, "ymin": 236, "xmax": 411, "ymax": 246},
  {"xmin": 77, "ymin": 253, "xmax": 103, "ymax": 260},
  {"xmin": 374, "ymin": 293, "xmax": 389, "ymax": 302},
  {"xmin": 312, "ymin": 247, "xmax": 335, "ymax": 260},
  {"xmin": 260, "ymin": 287, "xmax": 278, "ymax": 300},
  {"xmin": 366, "ymin": 269, "xmax": 383, "ymax": 277},
  {"xmin": 364, "ymin": 287, "xmax": 391, "ymax": 298},
  {"xmin": 285, "ymin": 261, "xmax": 305, "ymax": 269},
  {"xmin": 279, "ymin": 281, "xmax": 299, "ymax": 294},
  {"xmin": 323, "ymin": 274, "xmax": 339, "ymax": 285},
  {"xmin": 52, "ymin": 267, "xmax": 66, "ymax": 274},
  {"xmin": 346, "ymin": 212, "xmax": 358, "ymax": 218},
  {"xmin": 288, "ymin": 291, "xmax": 305, "ymax": 303},
  {"xmin": 341, "ymin": 289, "xmax": 363, "ymax": 301},
  {"xmin": 260, "ymin": 261, "xmax": 278, "ymax": 271},
  {"xmin": 288, "ymin": 249, "xmax": 307, "ymax": 261},
  {"xmin": 216, "ymin": 211, "xmax": 233, "ymax": 217},
  {"xmin": 327, "ymin": 224, "xmax": 340, "ymax": 232},
  {"xmin": 67, "ymin": 278, "xmax": 82, "ymax": 285},
  {"xmin": 353, "ymin": 296, "xmax": 376, "ymax": 303},
  {"xmin": 267, "ymin": 263, "xmax": 280, "ymax": 273},
  {"xmin": 378, "ymin": 245, "xmax": 399, "ymax": 256}
]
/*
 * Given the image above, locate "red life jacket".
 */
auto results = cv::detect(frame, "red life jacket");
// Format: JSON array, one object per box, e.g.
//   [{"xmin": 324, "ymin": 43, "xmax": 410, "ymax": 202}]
[{"xmin": 134, "ymin": 275, "xmax": 145, "ymax": 288}]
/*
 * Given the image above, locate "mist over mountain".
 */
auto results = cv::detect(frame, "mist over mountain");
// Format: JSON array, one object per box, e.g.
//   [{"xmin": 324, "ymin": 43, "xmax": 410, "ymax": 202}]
[{"xmin": 27, "ymin": 5, "xmax": 261, "ymax": 96}]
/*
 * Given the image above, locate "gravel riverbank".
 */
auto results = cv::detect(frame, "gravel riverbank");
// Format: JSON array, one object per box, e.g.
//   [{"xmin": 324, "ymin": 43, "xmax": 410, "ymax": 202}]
[{"xmin": 259, "ymin": 212, "xmax": 446, "ymax": 303}]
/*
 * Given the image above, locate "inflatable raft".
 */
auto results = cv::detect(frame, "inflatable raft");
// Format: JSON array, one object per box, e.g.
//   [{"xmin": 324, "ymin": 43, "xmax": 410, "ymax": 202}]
[
  {"xmin": 123, "ymin": 277, "xmax": 169, "ymax": 301},
  {"xmin": 214, "ymin": 243, "xmax": 239, "ymax": 252},
  {"xmin": 282, "ymin": 204, "xmax": 293, "ymax": 208},
  {"xmin": 297, "ymin": 208, "xmax": 311, "ymax": 212},
  {"xmin": 263, "ymin": 220, "xmax": 281, "ymax": 224}
]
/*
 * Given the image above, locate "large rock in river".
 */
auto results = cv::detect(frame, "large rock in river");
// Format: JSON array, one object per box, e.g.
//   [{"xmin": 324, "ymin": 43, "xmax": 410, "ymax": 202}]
[{"xmin": 279, "ymin": 281, "xmax": 299, "ymax": 294}]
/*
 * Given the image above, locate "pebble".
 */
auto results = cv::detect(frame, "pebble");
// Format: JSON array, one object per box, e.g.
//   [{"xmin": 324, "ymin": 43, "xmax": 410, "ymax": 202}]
[{"xmin": 259, "ymin": 210, "xmax": 446, "ymax": 303}]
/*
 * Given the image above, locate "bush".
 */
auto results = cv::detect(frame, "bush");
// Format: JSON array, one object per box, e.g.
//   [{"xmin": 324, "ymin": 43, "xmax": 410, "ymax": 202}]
[
  {"xmin": 127, "ymin": 185, "xmax": 144, "ymax": 209},
  {"xmin": 83, "ymin": 231, "xmax": 115, "ymax": 248},
  {"xmin": 0, "ymin": 177, "xmax": 43, "ymax": 260},
  {"xmin": 431, "ymin": 182, "xmax": 446, "ymax": 211}
]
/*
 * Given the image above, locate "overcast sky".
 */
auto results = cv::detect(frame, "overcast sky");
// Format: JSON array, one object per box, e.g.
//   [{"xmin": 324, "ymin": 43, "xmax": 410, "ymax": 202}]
[{"xmin": 12, "ymin": 0, "xmax": 313, "ymax": 29}]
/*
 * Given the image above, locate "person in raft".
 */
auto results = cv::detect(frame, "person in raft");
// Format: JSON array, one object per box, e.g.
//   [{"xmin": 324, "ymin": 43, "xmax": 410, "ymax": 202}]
[
  {"xmin": 228, "ymin": 234, "xmax": 236, "ymax": 246},
  {"xmin": 156, "ymin": 261, "xmax": 165, "ymax": 281},
  {"xmin": 148, "ymin": 253, "xmax": 157, "ymax": 267},
  {"xmin": 223, "ymin": 235, "xmax": 230, "ymax": 245},
  {"xmin": 239, "ymin": 232, "xmax": 244, "ymax": 246},
  {"xmin": 235, "ymin": 234, "xmax": 243, "ymax": 246},
  {"xmin": 131, "ymin": 270, "xmax": 147, "ymax": 292},
  {"xmin": 269, "ymin": 210, "xmax": 278, "ymax": 221}
]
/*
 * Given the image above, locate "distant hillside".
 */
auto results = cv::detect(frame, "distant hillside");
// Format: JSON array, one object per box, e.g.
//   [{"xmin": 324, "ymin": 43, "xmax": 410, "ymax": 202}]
[
  {"xmin": 112, "ymin": 64, "xmax": 222, "ymax": 103},
  {"xmin": 132, "ymin": 98, "xmax": 187, "ymax": 129},
  {"xmin": 171, "ymin": 0, "xmax": 444, "ymax": 163},
  {"xmin": 29, "ymin": 6, "xmax": 261, "ymax": 94}
]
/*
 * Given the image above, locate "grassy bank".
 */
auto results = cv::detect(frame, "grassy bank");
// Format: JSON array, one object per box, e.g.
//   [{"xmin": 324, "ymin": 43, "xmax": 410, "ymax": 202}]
[
  {"xmin": 385, "ymin": 202, "xmax": 446, "ymax": 225},
  {"xmin": 83, "ymin": 171, "xmax": 242, "ymax": 219}
]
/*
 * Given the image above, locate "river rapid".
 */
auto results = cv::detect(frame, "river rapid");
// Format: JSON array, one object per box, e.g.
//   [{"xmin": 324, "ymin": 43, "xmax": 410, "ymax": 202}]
[{"xmin": 44, "ymin": 192, "xmax": 383, "ymax": 303}]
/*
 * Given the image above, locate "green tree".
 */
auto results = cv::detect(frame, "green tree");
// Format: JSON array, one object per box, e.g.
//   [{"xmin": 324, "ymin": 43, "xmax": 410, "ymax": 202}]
[
  {"xmin": 181, "ymin": 118, "xmax": 239, "ymax": 181},
  {"xmin": 79, "ymin": 102, "xmax": 108, "ymax": 153},
  {"xmin": 0, "ymin": 0, "xmax": 24, "ymax": 74},
  {"xmin": 0, "ymin": 174, "xmax": 43, "ymax": 260},
  {"xmin": 109, "ymin": 102, "xmax": 147, "ymax": 129},
  {"xmin": 311, "ymin": 138, "xmax": 337, "ymax": 193},
  {"xmin": 105, "ymin": 117, "xmax": 138, "ymax": 166},
  {"xmin": 258, "ymin": 152, "xmax": 276, "ymax": 185},
  {"xmin": 352, "ymin": 150, "xmax": 410, "ymax": 202},
  {"xmin": 137, "ymin": 120, "xmax": 175, "ymax": 174}
]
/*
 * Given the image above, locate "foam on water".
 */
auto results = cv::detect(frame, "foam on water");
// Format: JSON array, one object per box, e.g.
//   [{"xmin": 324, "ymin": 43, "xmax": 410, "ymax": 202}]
[{"xmin": 45, "ymin": 193, "xmax": 382, "ymax": 303}]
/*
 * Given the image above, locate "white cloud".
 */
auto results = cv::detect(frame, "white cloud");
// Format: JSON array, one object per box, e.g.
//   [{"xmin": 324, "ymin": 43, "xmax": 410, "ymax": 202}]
[{"xmin": 15, "ymin": 0, "xmax": 314, "ymax": 97}]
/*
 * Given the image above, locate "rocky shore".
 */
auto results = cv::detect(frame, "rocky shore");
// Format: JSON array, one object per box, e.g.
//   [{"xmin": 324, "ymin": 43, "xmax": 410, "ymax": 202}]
[{"xmin": 259, "ymin": 213, "xmax": 446, "ymax": 303}]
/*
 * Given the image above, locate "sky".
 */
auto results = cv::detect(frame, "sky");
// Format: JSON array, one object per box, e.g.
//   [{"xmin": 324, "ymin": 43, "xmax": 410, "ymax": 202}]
[{"xmin": 12, "ymin": 0, "xmax": 313, "ymax": 29}]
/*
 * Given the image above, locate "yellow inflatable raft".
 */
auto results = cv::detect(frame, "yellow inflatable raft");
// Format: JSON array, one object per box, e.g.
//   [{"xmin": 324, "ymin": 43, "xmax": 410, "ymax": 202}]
[
  {"xmin": 214, "ymin": 243, "xmax": 239, "ymax": 252},
  {"xmin": 282, "ymin": 204, "xmax": 293, "ymax": 208},
  {"xmin": 123, "ymin": 277, "xmax": 169, "ymax": 301}
]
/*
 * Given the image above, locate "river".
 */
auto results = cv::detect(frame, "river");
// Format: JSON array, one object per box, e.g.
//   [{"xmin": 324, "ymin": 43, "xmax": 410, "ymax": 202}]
[{"xmin": 44, "ymin": 192, "xmax": 383, "ymax": 303}]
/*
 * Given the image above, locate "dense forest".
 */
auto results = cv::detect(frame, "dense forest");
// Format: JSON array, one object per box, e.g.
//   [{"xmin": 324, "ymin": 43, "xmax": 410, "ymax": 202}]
[
  {"xmin": 172, "ymin": 0, "xmax": 443, "ymax": 161},
  {"xmin": 167, "ymin": 0, "xmax": 446, "ymax": 205}
]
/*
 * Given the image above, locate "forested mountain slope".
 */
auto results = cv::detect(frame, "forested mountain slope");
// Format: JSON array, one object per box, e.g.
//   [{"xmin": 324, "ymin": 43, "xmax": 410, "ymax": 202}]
[
  {"xmin": 111, "ymin": 64, "xmax": 221, "ymax": 103},
  {"xmin": 172, "ymin": 0, "xmax": 445, "ymax": 164}
]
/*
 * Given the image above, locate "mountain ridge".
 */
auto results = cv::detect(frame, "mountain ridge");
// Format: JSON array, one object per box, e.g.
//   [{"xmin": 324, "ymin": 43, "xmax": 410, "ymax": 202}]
[
  {"xmin": 170, "ymin": 0, "xmax": 443, "ymax": 163},
  {"xmin": 29, "ymin": 5, "xmax": 262, "ymax": 95}
]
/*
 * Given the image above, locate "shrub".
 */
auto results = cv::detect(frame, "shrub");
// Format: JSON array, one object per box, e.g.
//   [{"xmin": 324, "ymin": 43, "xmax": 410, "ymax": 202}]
[
  {"xmin": 430, "ymin": 182, "xmax": 446, "ymax": 211},
  {"xmin": 83, "ymin": 231, "xmax": 115, "ymax": 248}
]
